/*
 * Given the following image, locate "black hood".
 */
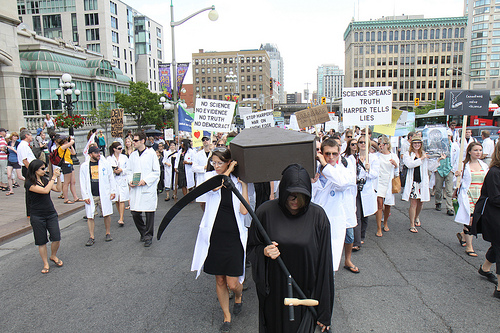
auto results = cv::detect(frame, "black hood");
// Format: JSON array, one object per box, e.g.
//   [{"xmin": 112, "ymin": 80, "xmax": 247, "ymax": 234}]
[{"xmin": 278, "ymin": 164, "xmax": 312, "ymax": 218}]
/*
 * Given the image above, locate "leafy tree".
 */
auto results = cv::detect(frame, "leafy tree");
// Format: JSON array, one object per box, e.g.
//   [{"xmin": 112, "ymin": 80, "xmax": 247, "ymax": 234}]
[
  {"xmin": 492, "ymin": 95, "xmax": 500, "ymax": 107},
  {"xmin": 89, "ymin": 102, "xmax": 112, "ymax": 138},
  {"xmin": 114, "ymin": 81, "xmax": 165, "ymax": 129},
  {"xmin": 413, "ymin": 100, "xmax": 445, "ymax": 115}
]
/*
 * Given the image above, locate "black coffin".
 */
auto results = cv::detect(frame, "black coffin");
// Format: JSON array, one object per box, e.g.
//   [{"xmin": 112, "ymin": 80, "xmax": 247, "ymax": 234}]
[{"xmin": 229, "ymin": 127, "xmax": 316, "ymax": 183}]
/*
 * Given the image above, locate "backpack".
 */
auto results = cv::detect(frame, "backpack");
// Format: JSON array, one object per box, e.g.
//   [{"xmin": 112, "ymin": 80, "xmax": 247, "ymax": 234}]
[{"xmin": 49, "ymin": 148, "xmax": 65, "ymax": 166}]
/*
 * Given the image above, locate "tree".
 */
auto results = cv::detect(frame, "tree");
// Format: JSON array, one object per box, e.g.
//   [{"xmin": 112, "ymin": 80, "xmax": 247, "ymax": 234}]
[
  {"xmin": 89, "ymin": 102, "xmax": 112, "ymax": 138},
  {"xmin": 414, "ymin": 100, "xmax": 445, "ymax": 115},
  {"xmin": 492, "ymin": 95, "xmax": 500, "ymax": 107},
  {"xmin": 114, "ymin": 81, "xmax": 165, "ymax": 129}
]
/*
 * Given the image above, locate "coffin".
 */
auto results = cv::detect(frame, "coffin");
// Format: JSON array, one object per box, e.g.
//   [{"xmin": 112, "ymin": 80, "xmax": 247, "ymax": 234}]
[{"xmin": 229, "ymin": 127, "xmax": 316, "ymax": 183}]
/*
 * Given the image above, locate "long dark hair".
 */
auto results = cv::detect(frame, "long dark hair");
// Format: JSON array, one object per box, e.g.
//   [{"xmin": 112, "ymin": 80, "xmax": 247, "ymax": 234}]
[
  {"xmin": 463, "ymin": 141, "xmax": 482, "ymax": 167},
  {"xmin": 206, "ymin": 147, "xmax": 231, "ymax": 172},
  {"xmin": 344, "ymin": 138, "xmax": 358, "ymax": 157},
  {"xmin": 181, "ymin": 139, "xmax": 191, "ymax": 153},
  {"xmin": 27, "ymin": 159, "xmax": 46, "ymax": 185},
  {"xmin": 109, "ymin": 141, "xmax": 121, "ymax": 156},
  {"xmin": 491, "ymin": 140, "xmax": 500, "ymax": 168}
]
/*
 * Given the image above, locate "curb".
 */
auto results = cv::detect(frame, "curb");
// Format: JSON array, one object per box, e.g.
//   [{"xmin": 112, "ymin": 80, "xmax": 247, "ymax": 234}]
[{"xmin": 0, "ymin": 204, "xmax": 85, "ymax": 244}]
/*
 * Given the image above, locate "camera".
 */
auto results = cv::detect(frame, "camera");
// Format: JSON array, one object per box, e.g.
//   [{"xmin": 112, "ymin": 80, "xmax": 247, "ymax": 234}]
[{"xmin": 357, "ymin": 178, "xmax": 366, "ymax": 192}]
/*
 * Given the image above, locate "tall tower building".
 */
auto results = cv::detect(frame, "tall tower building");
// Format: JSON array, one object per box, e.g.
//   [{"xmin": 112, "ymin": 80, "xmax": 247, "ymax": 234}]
[
  {"xmin": 16, "ymin": 0, "xmax": 164, "ymax": 92},
  {"xmin": 344, "ymin": 15, "xmax": 467, "ymax": 109},
  {"xmin": 260, "ymin": 43, "xmax": 285, "ymax": 103},
  {"xmin": 317, "ymin": 64, "xmax": 344, "ymax": 99},
  {"xmin": 464, "ymin": 0, "xmax": 500, "ymax": 94}
]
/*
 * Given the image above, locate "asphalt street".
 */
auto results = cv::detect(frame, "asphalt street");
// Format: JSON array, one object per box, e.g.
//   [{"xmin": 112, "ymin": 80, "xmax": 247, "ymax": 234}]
[{"xmin": 0, "ymin": 193, "xmax": 499, "ymax": 332}]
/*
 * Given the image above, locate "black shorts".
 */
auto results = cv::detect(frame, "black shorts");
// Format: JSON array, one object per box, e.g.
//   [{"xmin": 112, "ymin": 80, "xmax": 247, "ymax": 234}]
[
  {"xmin": 30, "ymin": 213, "xmax": 61, "ymax": 245},
  {"xmin": 61, "ymin": 163, "xmax": 73, "ymax": 175},
  {"xmin": 7, "ymin": 161, "xmax": 21, "ymax": 169}
]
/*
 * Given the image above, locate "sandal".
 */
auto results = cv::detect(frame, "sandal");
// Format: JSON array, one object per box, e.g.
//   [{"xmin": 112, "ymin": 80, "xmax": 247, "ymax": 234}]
[
  {"xmin": 74, "ymin": 198, "xmax": 84, "ymax": 202},
  {"xmin": 0, "ymin": 186, "xmax": 7, "ymax": 191},
  {"xmin": 383, "ymin": 226, "xmax": 390, "ymax": 232},
  {"xmin": 63, "ymin": 200, "xmax": 74, "ymax": 204},
  {"xmin": 456, "ymin": 233, "xmax": 466, "ymax": 247},
  {"xmin": 13, "ymin": 182, "xmax": 20, "ymax": 188},
  {"xmin": 352, "ymin": 246, "xmax": 360, "ymax": 252},
  {"xmin": 409, "ymin": 227, "xmax": 418, "ymax": 233},
  {"xmin": 118, "ymin": 221, "xmax": 124, "ymax": 227},
  {"xmin": 50, "ymin": 258, "xmax": 63, "ymax": 267},
  {"xmin": 344, "ymin": 265, "xmax": 360, "ymax": 273},
  {"xmin": 465, "ymin": 250, "xmax": 478, "ymax": 257},
  {"xmin": 58, "ymin": 194, "xmax": 64, "ymax": 199},
  {"xmin": 41, "ymin": 267, "xmax": 50, "ymax": 274},
  {"xmin": 5, "ymin": 191, "xmax": 14, "ymax": 196}
]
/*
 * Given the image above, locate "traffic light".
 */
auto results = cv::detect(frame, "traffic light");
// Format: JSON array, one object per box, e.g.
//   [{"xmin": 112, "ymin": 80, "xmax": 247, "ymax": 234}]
[
  {"xmin": 321, "ymin": 97, "xmax": 326, "ymax": 104},
  {"xmin": 270, "ymin": 78, "xmax": 273, "ymax": 91},
  {"xmin": 414, "ymin": 98, "xmax": 419, "ymax": 106}
]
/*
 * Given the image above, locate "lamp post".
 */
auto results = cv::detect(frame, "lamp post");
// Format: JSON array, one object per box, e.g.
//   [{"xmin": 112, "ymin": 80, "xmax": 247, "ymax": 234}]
[
  {"xmin": 170, "ymin": 1, "xmax": 218, "ymax": 141},
  {"xmin": 55, "ymin": 73, "xmax": 81, "ymax": 165},
  {"xmin": 225, "ymin": 70, "xmax": 239, "ymax": 102}
]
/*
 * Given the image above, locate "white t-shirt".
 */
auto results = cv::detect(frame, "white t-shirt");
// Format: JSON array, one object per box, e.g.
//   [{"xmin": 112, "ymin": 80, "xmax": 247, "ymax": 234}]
[
  {"xmin": 17, "ymin": 140, "xmax": 35, "ymax": 167},
  {"xmin": 482, "ymin": 137, "xmax": 495, "ymax": 158},
  {"xmin": 44, "ymin": 117, "xmax": 55, "ymax": 128}
]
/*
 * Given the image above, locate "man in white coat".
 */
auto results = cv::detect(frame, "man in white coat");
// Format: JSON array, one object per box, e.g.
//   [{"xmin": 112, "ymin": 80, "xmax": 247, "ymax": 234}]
[
  {"xmin": 80, "ymin": 146, "xmax": 116, "ymax": 246},
  {"xmin": 127, "ymin": 132, "xmax": 160, "ymax": 247},
  {"xmin": 192, "ymin": 136, "xmax": 211, "ymax": 211}
]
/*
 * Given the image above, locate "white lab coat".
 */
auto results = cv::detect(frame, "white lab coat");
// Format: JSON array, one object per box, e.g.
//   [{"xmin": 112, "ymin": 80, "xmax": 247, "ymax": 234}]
[
  {"xmin": 191, "ymin": 172, "xmax": 248, "ymax": 283},
  {"xmin": 455, "ymin": 160, "xmax": 489, "ymax": 225},
  {"xmin": 378, "ymin": 153, "xmax": 400, "ymax": 206},
  {"xmin": 192, "ymin": 149, "xmax": 210, "ymax": 203},
  {"xmin": 343, "ymin": 157, "xmax": 358, "ymax": 228},
  {"xmin": 450, "ymin": 141, "xmax": 460, "ymax": 185},
  {"xmin": 348, "ymin": 153, "xmax": 379, "ymax": 217},
  {"xmin": 402, "ymin": 152, "xmax": 430, "ymax": 202},
  {"xmin": 162, "ymin": 149, "xmax": 177, "ymax": 189},
  {"xmin": 106, "ymin": 153, "xmax": 129, "ymax": 202},
  {"xmin": 80, "ymin": 158, "xmax": 117, "ymax": 218},
  {"xmin": 174, "ymin": 148, "xmax": 195, "ymax": 189},
  {"xmin": 127, "ymin": 148, "xmax": 160, "ymax": 212},
  {"xmin": 311, "ymin": 162, "xmax": 353, "ymax": 271}
]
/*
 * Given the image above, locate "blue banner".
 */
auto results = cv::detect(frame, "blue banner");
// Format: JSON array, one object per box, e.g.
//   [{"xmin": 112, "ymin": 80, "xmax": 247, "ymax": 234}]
[{"xmin": 178, "ymin": 104, "xmax": 193, "ymax": 132}]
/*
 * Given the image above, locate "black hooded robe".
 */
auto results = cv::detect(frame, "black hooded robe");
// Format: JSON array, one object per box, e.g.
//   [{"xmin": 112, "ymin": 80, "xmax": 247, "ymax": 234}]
[{"xmin": 248, "ymin": 164, "xmax": 334, "ymax": 333}]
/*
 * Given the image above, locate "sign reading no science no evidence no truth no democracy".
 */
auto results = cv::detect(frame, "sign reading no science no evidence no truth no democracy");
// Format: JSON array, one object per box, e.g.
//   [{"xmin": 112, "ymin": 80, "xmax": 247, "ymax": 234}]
[
  {"xmin": 193, "ymin": 98, "xmax": 236, "ymax": 133},
  {"xmin": 342, "ymin": 87, "xmax": 393, "ymax": 126}
]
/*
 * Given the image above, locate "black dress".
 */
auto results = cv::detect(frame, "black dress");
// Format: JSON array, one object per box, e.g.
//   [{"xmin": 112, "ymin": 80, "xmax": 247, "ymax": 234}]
[
  {"xmin": 177, "ymin": 152, "xmax": 187, "ymax": 188},
  {"xmin": 203, "ymin": 186, "xmax": 244, "ymax": 277}
]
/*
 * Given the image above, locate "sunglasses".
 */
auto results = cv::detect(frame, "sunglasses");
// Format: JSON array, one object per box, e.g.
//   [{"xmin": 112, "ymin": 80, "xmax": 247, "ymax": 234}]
[
  {"xmin": 202, "ymin": 138, "xmax": 209, "ymax": 142},
  {"xmin": 358, "ymin": 141, "xmax": 366, "ymax": 144},
  {"xmin": 324, "ymin": 152, "xmax": 339, "ymax": 157},
  {"xmin": 133, "ymin": 139, "xmax": 140, "ymax": 142},
  {"xmin": 346, "ymin": 136, "xmax": 352, "ymax": 138},
  {"xmin": 350, "ymin": 143, "xmax": 357, "ymax": 146},
  {"xmin": 210, "ymin": 160, "xmax": 227, "ymax": 167},
  {"xmin": 39, "ymin": 167, "xmax": 46, "ymax": 171},
  {"xmin": 115, "ymin": 147, "xmax": 122, "ymax": 150},
  {"xmin": 216, "ymin": 144, "xmax": 226, "ymax": 147}
]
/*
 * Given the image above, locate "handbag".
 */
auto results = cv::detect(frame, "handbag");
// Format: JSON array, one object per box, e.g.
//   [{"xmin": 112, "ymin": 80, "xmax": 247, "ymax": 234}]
[
  {"xmin": 400, "ymin": 165, "xmax": 408, "ymax": 186},
  {"xmin": 392, "ymin": 176, "xmax": 401, "ymax": 193}
]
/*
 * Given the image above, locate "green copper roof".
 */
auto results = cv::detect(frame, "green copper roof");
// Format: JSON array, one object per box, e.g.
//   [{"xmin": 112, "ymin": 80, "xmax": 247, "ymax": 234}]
[{"xmin": 344, "ymin": 16, "xmax": 468, "ymax": 40}]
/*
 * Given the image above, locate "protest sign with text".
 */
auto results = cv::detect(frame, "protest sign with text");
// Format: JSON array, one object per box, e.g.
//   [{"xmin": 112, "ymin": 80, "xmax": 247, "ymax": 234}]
[
  {"xmin": 243, "ymin": 110, "xmax": 274, "ymax": 129},
  {"xmin": 193, "ymin": 98, "xmax": 235, "ymax": 133},
  {"xmin": 110, "ymin": 108, "xmax": 124, "ymax": 138},
  {"xmin": 444, "ymin": 90, "xmax": 490, "ymax": 116},
  {"xmin": 164, "ymin": 128, "xmax": 173, "ymax": 141},
  {"xmin": 294, "ymin": 105, "xmax": 330, "ymax": 129},
  {"xmin": 342, "ymin": 87, "xmax": 392, "ymax": 126}
]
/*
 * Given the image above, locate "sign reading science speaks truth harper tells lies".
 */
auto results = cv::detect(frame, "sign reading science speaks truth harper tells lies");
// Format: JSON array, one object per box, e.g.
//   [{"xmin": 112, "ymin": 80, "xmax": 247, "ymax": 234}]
[
  {"xmin": 193, "ymin": 98, "xmax": 236, "ymax": 133},
  {"xmin": 342, "ymin": 87, "xmax": 392, "ymax": 126}
]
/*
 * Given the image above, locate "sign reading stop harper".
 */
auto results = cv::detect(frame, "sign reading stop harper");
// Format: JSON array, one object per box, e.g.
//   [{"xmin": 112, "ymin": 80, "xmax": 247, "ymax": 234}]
[
  {"xmin": 444, "ymin": 90, "xmax": 490, "ymax": 116},
  {"xmin": 243, "ymin": 110, "xmax": 274, "ymax": 129},
  {"xmin": 342, "ymin": 87, "xmax": 392, "ymax": 126},
  {"xmin": 193, "ymin": 98, "xmax": 235, "ymax": 133}
]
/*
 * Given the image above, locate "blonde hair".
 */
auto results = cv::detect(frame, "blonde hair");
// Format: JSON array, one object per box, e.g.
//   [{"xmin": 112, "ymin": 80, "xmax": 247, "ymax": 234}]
[{"xmin": 380, "ymin": 135, "xmax": 391, "ymax": 151}]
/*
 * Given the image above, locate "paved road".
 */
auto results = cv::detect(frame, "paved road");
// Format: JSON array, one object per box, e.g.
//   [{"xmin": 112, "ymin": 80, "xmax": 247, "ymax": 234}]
[{"xmin": 0, "ymin": 193, "xmax": 499, "ymax": 332}]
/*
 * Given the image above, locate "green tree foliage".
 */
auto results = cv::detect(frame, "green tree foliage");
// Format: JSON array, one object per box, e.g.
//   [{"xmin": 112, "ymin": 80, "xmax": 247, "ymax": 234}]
[
  {"xmin": 492, "ymin": 95, "xmax": 500, "ymax": 107},
  {"xmin": 114, "ymin": 81, "xmax": 166, "ymax": 129},
  {"xmin": 89, "ymin": 102, "xmax": 112, "ymax": 137},
  {"xmin": 413, "ymin": 100, "xmax": 445, "ymax": 115}
]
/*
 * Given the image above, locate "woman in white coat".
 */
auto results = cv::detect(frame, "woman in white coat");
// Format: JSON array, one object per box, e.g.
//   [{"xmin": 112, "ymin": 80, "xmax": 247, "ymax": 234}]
[
  {"xmin": 174, "ymin": 139, "xmax": 195, "ymax": 196},
  {"xmin": 349, "ymin": 137, "xmax": 379, "ymax": 250},
  {"xmin": 162, "ymin": 142, "xmax": 177, "ymax": 201},
  {"xmin": 191, "ymin": 147, "xmax": 248, "ymax": 331},
  {"xmin": 403, "ymin": 134, "xmax": 430, "ymax": 233},
  {"xmin": 107, "ymin": 141, "xmax": 129, "ymax": 226},
  {"xmin": 455, "ymin": 142, "xmax": 489, "ymax": 256},
  {"xmin": 375, "ymin": 136, "xmax": 399, "ymax": 237}
]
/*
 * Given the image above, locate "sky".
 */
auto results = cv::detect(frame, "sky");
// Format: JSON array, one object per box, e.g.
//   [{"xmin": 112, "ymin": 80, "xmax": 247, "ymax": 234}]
[{"xmin": 124, "ymin": 0, "xmax": 465, "ymax": 98}]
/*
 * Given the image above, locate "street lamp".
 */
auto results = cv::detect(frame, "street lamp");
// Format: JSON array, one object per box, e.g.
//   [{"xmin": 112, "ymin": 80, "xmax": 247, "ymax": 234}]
[
  {"xmin": 55, "ymin": 73, "xmax": 81, "ymax": 164},
  {"xmin": 225, "ymin": 71, "xmax": 239, "ymax": 102},
  {"xmin": 170, "ymin": 1, "xmax": 218, "ymax": 141}
]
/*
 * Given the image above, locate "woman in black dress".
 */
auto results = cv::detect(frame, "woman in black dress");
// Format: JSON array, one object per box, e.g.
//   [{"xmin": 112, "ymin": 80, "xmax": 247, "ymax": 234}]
[
  {"xmin": 191, "ymin": 147, "xmax": 249, "ymax": 333},
  {"xmin": 25, "ymin": 159, "xmax": 63, "ymax": 273}
]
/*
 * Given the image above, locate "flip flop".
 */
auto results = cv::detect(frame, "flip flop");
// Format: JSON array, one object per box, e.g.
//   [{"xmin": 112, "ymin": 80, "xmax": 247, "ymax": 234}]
[
  {"xmin": 64, "ymin": 200, "xmax": 74, "ymax": 204},
  {"xmin": 41, "ymin": 267, "xmax": 50, "ymax": 274},
  {"xmin": 74, "ymin": 198, "xmax": 84, "ymax": 202},
  {"xmin": 466, "ymin": 250, "xmax": 478, "ymax": 257},
  {"xmin": 383, "ymin": 226, "xmax": 390, "ymax": 232},
  {"xmin": 456, "ymin": 233, "xmax": 466, "ymax": 247},
  {"xmin": 5, "ymin": 192, "xmax": 14, "ymax": 196},
  {"xmin": 344, "ymin": 265, "xmax": 360, "ymax": 273},
  {"xmin": 409, "ymin": 227, "xmax": 418, "ymax": 233},
  {"xmin": 50, "ymin": 258, "xmax": 63, "ymax": 267},
  {"xmin": 118, "ymin": 221, "xmax": 124, "ymax": 227}
]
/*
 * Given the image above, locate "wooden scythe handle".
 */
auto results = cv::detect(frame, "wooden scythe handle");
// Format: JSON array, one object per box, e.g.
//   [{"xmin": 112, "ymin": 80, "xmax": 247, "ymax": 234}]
[{"xmin": 284, "ymin": 298, "xmax": 319, "ymax": 307}]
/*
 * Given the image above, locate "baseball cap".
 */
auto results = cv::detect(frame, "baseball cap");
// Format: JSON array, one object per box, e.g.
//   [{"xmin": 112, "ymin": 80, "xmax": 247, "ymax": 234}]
[{"xmin": 88, "ymin": 146, "xmax": 100, "ymax": 154}]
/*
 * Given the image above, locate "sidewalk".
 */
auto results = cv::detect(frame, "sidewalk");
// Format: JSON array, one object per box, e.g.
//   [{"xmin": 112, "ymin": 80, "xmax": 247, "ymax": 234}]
[{"xmin": 0, "ymin": 164, "xmax": 85, "ymax": 243}]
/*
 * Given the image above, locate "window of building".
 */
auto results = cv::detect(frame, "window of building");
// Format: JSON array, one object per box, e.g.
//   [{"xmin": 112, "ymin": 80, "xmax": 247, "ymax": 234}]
[
  {"xmin": 85, "ymin": 13, "xmax": 99, "ymax": 26},
  {"xmin": 157, "ymin": 50, "xmax": 162, "ymax": 59},
  {"xmin": 86, "ymin": 28, "xmax": 100, "ymax": 41},
  {"xmin": 32, "ymin": 16, "xmax": 41, "ymax": 33},
  {"xmin": 110, "ymin": 1, "xmax": 117, "ymax": 15},
  {"xmin": 84, "ymin": 0, "xmax": 98, "ymax": 10},
  {"xmin": 113, "ymin": 45, "xmax": 119, "ymax": 58},
  {"xmin": 156, "ymin": 27, "xmax": 161, "ymax": 38},
  {"xmin": 87, "ymin": 43, "xmax": 100, "ymax": 52},
  {"xmin": 111, "ymin": 16, "xmax": 118, "ymax": 29},
  {"xmin": 112, "ymin": 31, "xmax": 119, "ymax": 43}
]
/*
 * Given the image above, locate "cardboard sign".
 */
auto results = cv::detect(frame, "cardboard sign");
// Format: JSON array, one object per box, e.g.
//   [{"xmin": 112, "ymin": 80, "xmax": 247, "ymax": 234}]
[
  {"xmin": 423, "ymin": 126, "xmax": 450, "ymax": 158},
  {"xmin": 111, "ymin": 108, "xmax": 124, "ymax": 138},
  {"xmin": 243, "ymin": 110, "xmax": 274, "ymax": 129},
  {"xmin": 342, "ymin": 87, "xmax": 392, "ymax": 126},
  {"xmin": 373, "ymin": 109, "xmax": 403, "ymax": 136},
  {"xmin": 193, "ymin": 98, "xmax": 235, "ymax": 133},
  {"xmin": 294, "ymin": 105, "xmax": 330, "ymax": 128},
  {"xmin": 164, "ymin": 128, "xmax": 174, "ymax": 141},
  {"xmin": 444, "ymin": 90, "xmax": 490, "ymax": 116}
]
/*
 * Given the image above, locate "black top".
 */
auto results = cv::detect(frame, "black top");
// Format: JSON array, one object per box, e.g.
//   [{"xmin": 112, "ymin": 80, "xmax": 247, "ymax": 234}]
[
  {"xmin": 89, "ymin": 161, "xmax": 99, "ymax": 196},
  {"xmin": 413, "ymin": 156, "xmax": 422, "ymax": 183},
  {"xmin": 25, "ymin": 178, "xmax": 57, "ymax": 216},
  {"xmin": 472, "ymin": 166, "xmax": 500, "ymax": 243}
]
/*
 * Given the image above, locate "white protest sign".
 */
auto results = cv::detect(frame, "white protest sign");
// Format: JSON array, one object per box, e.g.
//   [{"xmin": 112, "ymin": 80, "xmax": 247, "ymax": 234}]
[
  {"xmin": 324, "ymin": 115, "xmax": 339, "ymax": 132},
  {"xmin": 164, "ymin": 128, "xmax": 174, "ymax": 140},
  {"xmin": 289, "ymin": 114, "xmax": 300, "ymax": 131},
  {"xmin": 243, "ymin": 110, "xmax": 274, "ymax": 129},
  {"xmin": 193, "ymin": 98, "xmax": 235, "ymax": 133},
  {"xmin": 342, "ymin": 87, "xmax": 392, "ymax": 126}
]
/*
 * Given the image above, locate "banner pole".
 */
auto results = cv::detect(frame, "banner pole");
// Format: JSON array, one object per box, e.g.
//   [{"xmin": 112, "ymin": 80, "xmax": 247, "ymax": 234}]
[
  {"xmin": 365, "ymin": 125, "xmax": 369, "ymax": 162},
  {"xmin": 455, "ymin": 115, "xmax": 468, "ymax": 187}
]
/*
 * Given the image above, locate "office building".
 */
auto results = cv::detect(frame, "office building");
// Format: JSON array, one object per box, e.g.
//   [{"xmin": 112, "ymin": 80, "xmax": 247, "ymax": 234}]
[
  {"xmin": 192, "ymin": 49, "xmax": 272, "ymax": 111},
  {"xmin": 286, "ymin": 92, "xmax": 302, "ymax": 104},
  {"xmin": 260, "ymin": 43, "xmax": 285, "ymax": 103},
  {"xmin": 344, "ymin": 15, "xmax": 467, "ymax": 109},
  {"xmin": 464, "ymin": 0, "xmax": 500, "ymax": 94},
  {"xmin": 317, "ymin": 64, "xmax": 344, "ymax": 99},
  {"xmin": 16, "ymin": 0, "xmax": 163, "ymax": 92}
]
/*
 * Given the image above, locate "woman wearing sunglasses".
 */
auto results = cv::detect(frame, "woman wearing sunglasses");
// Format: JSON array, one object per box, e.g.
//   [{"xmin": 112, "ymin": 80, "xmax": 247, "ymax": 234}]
[
  {"xmin": 191, "ymin": 147, "xmax": 249, "ymax": 332},
  {"xmin": 25, "ymin": 160, "xmax": 63, "ymax": 273}
]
